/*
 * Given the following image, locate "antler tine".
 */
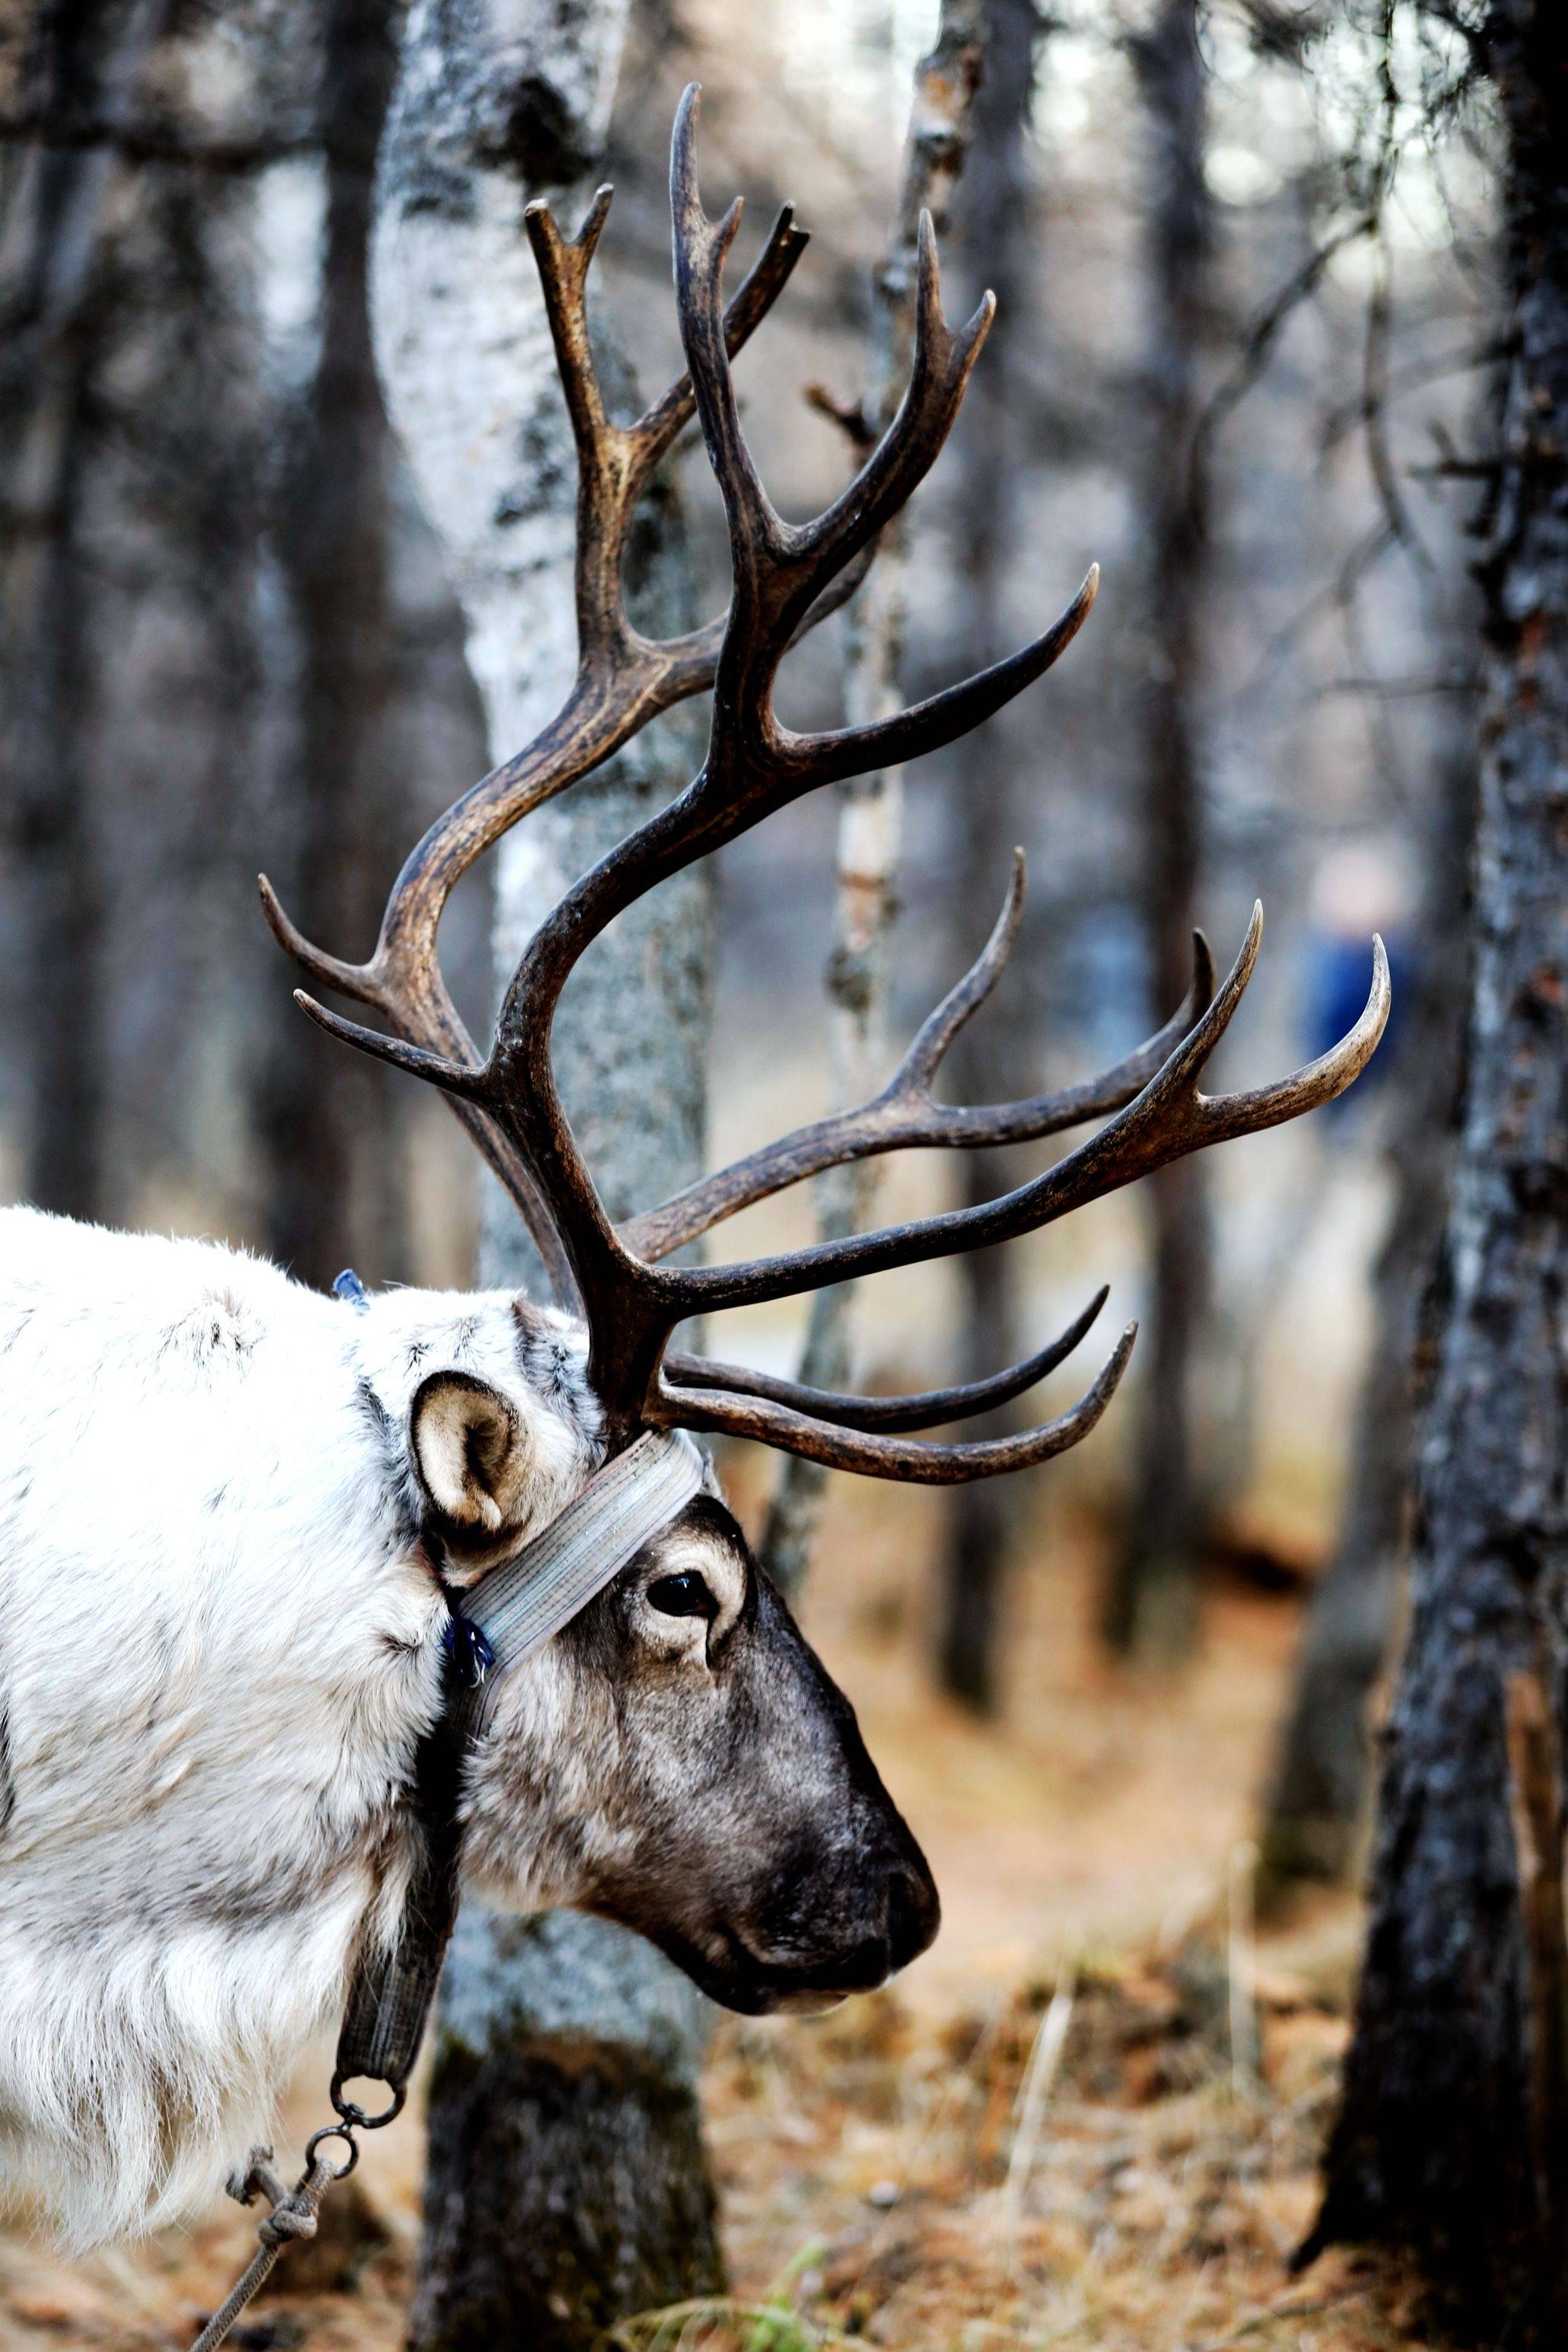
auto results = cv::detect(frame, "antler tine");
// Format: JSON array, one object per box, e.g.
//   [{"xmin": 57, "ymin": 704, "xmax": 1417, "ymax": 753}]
[
  {"xmin": 670, "ymin": 86, "xmax": 785, "ymax": 587},
  {"xmin": 259, "ymin": 873, "xmax": 371, "ymax": 1007},
  {"xmin": 637, "ymin": 201, "xmax": 811, "ymax": 470},
  {"xmin": 650, "ymin": 912, "xmax": 1390, "ymax": 1319},
  {"xmin": 288, "ymin": 983, "xmax": 580, "ymax": 1301},
  {"xmin": 663, "ymin": 1285, "xmax": 1108, "ymax": 1434},
  {"xmin": 902, "ymin": 847, "xmax": 1026, "ymax": 1087},
  {"xmin": 523, "ymin": 186, "xmax": 617, "ymax": 458},
  {"xmin": 291, "ymin": 991, "xmax": 493, "ymax": 1103},
  {"xmin": 672, "ymin": 85, "xmax": 993, "ymax": 657},
  {"xmin": 790, "ymin": 208, "xmax": 993, "ymax": 590},
  {"xmin": 1175, "ymin": 918, "xmax": 1391, "ymax": 1147},
  {"xmin": 649, "ymin": 1322, "xmax": 1138, "ymax": 1483},
  {"xmin": 891, "ymin": 864, "xmax": 1217, "ymax": 1110},
  {"xmin": 526, "ymin": 181, "xmax": 813, "ymax": 571},
  {"xmin": 802, "ymin": 565, "xmax": 1097, "ymax": 789},
  {"xmin": 618, "ymin": 890, "xmax": 1217, "ymax": 1265},
  {"xmin": 883, "ymin": 886, "xmax": 1217, "ymax": 1137}
]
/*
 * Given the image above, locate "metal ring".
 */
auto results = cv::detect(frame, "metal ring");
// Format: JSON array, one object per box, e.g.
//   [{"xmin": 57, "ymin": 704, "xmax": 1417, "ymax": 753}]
[
  {"xmin": 329, "ymin": 2073, "xmax": 406, "ymax": 2131},
  {"xmin": 304, "ymin": 2122, "xmax": 361, "ymax": 2181}
]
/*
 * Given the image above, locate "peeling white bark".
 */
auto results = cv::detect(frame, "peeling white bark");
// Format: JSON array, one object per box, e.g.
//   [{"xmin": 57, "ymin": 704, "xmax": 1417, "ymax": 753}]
[
  {"xmin": 371, "ymin": 4, "xmax": 717, "ymax": 2338},
  {"xmin": 761, "ymin": 0, "xmax": 984, "ymax": 1593},
  {"xmin": 372, "ymin": 0, "xmax": 710, "ymax": 1278}
]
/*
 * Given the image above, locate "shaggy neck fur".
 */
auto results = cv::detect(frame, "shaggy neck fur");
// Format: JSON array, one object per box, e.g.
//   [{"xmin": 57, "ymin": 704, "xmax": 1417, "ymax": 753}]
[{"xmin": 0, "ymin": 1208, "xmax": 599, "ymax": 2248}]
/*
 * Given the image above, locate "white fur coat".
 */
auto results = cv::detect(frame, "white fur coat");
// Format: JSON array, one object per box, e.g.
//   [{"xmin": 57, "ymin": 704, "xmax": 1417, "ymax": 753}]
[{"xmin": 0, "ymin": 1206, "xmax": 594, "ymax": 2247}]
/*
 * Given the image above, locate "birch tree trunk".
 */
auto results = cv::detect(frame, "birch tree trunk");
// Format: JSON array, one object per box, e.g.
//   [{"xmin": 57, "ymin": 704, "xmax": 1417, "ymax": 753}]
[
  {"xmin": 934, "ymin": 0, "xmax": 1045, "ymax": 1715},
  {"xmin": 1307, "ymin": 8, "xmax": 1568, "ymax": 2332},
  {"xmin": 759, "ymin": 0, "xmax": 982, "ymax": 1597},
  {"xmin": 1102, "ymin": 0, "xmax": 1214, "ymax": 1663},
  {"xmin": 371, "ymin": 5, "xmax": 719, "ymax": 2342}
]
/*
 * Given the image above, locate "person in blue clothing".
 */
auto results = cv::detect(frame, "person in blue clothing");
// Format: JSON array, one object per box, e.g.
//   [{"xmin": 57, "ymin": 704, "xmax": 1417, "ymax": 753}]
[{"xmin": 1305, "ymin": 845, "xmax": 1411, "ymax": 1109}]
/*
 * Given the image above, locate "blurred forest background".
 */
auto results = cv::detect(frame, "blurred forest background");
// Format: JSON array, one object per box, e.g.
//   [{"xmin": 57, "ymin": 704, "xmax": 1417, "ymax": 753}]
[{"xmin": 0, "ymin": 0, "xmax": 1534, "ymax": 2345}]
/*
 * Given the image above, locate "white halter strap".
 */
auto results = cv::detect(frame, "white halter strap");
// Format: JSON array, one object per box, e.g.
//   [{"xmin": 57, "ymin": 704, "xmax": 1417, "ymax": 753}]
[{"xmin": 458, "ymin": 1427, "xmax": 706, "ymax": 1721}]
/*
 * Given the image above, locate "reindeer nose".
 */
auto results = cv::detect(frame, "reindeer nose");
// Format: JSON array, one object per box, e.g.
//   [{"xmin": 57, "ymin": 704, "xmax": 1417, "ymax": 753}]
[{"xmin": 883, "ymin": 1855, "xmax": 940, "ymax": 1973}]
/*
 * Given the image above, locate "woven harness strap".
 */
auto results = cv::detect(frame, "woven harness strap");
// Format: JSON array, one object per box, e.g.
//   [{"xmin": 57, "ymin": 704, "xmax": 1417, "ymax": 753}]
[
  {"xmin": 459, "ymin": 1426, "xmax": 706, "ymax": 1728},
  {"xmin": 334, "ymin": 1427, "xmax": 706, "ymax": 2096}
]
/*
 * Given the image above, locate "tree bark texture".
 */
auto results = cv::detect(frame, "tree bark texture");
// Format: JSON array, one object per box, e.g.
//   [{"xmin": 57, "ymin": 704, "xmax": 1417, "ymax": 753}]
[
  {"xmin": 1102, "ymin": 0, "xmax": 1214, "ymax": 1663},
  {"xmin": 416, "ymin": 1913, "xmax": 714, "ymax": 2349},
  {"xmin": 371, "ymin": 6, "xmax": 720, "ymax": 2342},
  {"xmin": 759, "ymin": 0, "xmax": 983, "ymax": 1599},
  {"xmin": 256, "ymin": 0, "xmax": 412, "ymax": 1290},
  {"xmin": 934, "ymin": 0, "xmax": 1044, "ymax": 1715},
  {"xmin": 0, "ymin": 0, "xmax": 179, "ymax": 1222},
  {"xmin": 1259, "ymin": 712, "xmax": 1474, "ymax": 1899},
  {"xmin": 1310, "ymin": 7, "xmax": 1568, "ymax": 2332}
]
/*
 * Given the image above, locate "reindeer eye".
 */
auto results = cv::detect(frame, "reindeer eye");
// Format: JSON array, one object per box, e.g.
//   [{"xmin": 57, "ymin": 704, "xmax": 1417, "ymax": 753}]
[{"xmin": 646, "ymin": 1571, "xmax": 717, "ymax": 1621}]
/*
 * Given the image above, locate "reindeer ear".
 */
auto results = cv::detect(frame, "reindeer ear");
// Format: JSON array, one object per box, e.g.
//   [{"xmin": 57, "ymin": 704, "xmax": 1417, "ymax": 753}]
[{"xmin": 409, "ymin": 1371, "xmax": 532, "ymax": 1539}]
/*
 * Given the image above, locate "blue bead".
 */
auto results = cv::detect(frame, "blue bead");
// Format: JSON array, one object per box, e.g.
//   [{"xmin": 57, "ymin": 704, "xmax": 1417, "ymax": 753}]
[{"xmin": 442, "ymin": 1615, "xmax": 495, "ymax": 1689}]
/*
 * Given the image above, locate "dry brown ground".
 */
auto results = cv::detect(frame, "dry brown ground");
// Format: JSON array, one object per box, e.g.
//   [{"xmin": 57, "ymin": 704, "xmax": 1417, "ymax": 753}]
[{"xmin": 0, "ymin": 1482, "xmax": 1415, "ymax": 2352}]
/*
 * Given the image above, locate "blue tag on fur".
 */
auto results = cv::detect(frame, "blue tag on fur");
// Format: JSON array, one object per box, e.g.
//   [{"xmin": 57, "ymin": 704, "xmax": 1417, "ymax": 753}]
[
  {"xmin": 332, "ymin": 1268, "xmax": 369, "ymax": 1308},
  {"xmin": 443, "ymin": 1613, "xmax": 495, "ymax": 1689}
]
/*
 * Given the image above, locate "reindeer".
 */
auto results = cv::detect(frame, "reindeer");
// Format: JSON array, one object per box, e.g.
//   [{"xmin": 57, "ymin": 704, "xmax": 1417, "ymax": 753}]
[{"xmin": 0, "ymin": 91, "xmax": 1388, "ymax": 2252}]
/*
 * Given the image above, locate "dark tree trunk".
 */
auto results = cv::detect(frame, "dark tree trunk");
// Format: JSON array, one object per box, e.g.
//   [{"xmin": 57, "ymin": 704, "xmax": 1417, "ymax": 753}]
[
  {"xmin": 0, "ymin": 0, "xmax": 284, "ymax": 1233},
  {"xmin": 415, "ymin": 1912, "xmax": 717, "ymax": 2351},
  {"xmin": 1258, "ymin": 712, "xmax": 1474, "ymax": 1899},
  {"xmin": 1309, "ymin": 8, "xmax": 1568, "ymax": 2333},
  {"xmin": 0, "ymin": 0, "xmax": 166, "ymax": 1221},
  {"xmin": 936, "ymin": 0, "xmax": 1045, "ymax": 1715},
  {"xmin": 1102, "ymin": 0, "xmax": 1214, "ymax": 1663},
  {"xmin": 11, "ymin": 371, "xmax": 100, "ymax": 1221},
  {"xmin": 258, "ymin": 0, "xmax": 406, "ymax": 1288},
  {"xmin": 939, "ymin": 1238, "xmax": 1013, "ymax": 1711}
]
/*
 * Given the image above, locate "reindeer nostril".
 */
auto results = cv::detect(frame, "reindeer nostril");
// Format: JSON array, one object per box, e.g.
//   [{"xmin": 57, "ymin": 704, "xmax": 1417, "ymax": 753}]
[{"xmin": 884, "ymin": 1862, "xmax": 939, "ymax": 1973}]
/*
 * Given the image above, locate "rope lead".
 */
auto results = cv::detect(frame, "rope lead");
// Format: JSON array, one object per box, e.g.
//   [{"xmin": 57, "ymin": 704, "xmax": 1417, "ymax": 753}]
[{"xmin": 190, "ymin": 2109, "xmax": 366, "ymax": 2352}]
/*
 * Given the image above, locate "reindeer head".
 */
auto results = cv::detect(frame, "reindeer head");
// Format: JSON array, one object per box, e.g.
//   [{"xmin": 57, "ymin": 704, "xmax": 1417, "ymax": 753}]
[
  {"xmin": 352, "ymin": 1300, "xmax": 937, "ymax": 2012},
  {"xmin": 268, "ymin": 91, "xmax": 1388, "ymax": 2013},
  {"xmin": 458, "ymin": 1479, "xmax": 940, "ymax": 2016}
]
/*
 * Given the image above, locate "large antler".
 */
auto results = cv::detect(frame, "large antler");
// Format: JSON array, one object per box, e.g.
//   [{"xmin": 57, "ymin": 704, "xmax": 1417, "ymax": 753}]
[
  {"xmin": 259, "ymin": 173, "xmax": 856, "ymax": 1301},
  {"xmin": 282, "ymin": 89, "xmax": 1390, "ymax": 1481},
  {"xmin": 622, "ymin": 855, "xmax": 1217, "ymax": 1263}
]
